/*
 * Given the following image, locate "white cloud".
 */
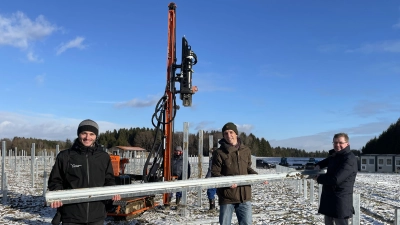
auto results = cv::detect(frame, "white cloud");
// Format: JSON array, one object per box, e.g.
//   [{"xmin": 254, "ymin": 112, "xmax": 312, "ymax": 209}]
[
  {"xmin": 35, "ymin": 74, "xmax": 45, "ymax": 85},
  {"xmin": 0, "ymin": 11, "xmax": 58, "ymax": 62},
  {"xmin": 0, "ymin": 111, "xmax": 123, "ymax": 141},
  {"xmin": 0, "ymin": 11, "xmax": 58, "ymax": 49},
  {"xmin": 27, "ymin": 51, "xmax": 43, "ymax": 62},
  {"xmin": 269, "ymin": 121, "xmax": 394, "ymax": 151},
  {"xmin": 347, "ymin": 40, "xmax": 400, "ymax": 53},
  {"xmin": 56, "ymin": 36, "xmax": 86, "ymax": 55},
  {"xmin": 238, "ymin": 124, "xmax": 254, "ymax": 134}
]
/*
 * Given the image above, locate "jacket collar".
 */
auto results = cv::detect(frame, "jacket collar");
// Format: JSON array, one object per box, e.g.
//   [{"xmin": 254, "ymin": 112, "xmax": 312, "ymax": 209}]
[
  {"xmin": 331, "ymin": 145, "xmax": 351, "ymax": 157},
  {"xmin": 219, "ymin": 138, "xmax": 241, "ymax": 153},
  {"xmin": 72, "ymin": 138, "xmax": 98, "ymax": 154}
]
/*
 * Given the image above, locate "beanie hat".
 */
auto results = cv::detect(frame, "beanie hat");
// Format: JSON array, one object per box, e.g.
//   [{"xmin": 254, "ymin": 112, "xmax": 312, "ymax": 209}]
[
  {"xmin": 175, "ymin": 146, "xmax": 183, "ymax": 151},
  {"xmin": 222, "ymin": 122, "xmax": 238, "ymax": 135},
  {"xmin": 77, "ymin": 119, "xmax": 99, "ymax": 136}
]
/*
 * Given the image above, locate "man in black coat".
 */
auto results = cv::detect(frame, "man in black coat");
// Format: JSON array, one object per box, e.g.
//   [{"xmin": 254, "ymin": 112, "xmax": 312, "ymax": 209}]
[
  {"xmin": 48, "ymin": 119, "xmax": 121, "ymax": 224},
  {"xmin": 315, "ymin": 133, "xmax": 358, "ymax": 225}
]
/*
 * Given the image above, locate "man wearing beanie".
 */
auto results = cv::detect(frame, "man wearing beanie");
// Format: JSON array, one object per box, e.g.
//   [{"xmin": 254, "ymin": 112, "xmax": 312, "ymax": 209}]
[
  {"xmin": 48, "ymin": 119, "xmax": 121, "ymax": 225},
  {"xmin": 211, "ymin": 122, "xmax": 258, "ymax": 225},
  {"xmin": 168, "ymin": 145, "xmax": 191, "ymax": 208}
]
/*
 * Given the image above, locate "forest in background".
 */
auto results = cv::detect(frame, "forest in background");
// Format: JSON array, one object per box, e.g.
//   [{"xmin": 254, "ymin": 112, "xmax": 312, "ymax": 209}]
[{"xmin": 1, "ymin": 123, "xmax": 378, "ymax": 157}]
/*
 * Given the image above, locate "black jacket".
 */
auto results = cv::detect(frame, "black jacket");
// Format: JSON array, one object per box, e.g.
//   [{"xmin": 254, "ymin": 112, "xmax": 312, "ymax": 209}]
[
  {"xmin": 211, "ymin": 138, "xmax": 258, "ymax": 205},
  {"xmin": 316, "ymin": 146, "xmax": 358, "ymax": 219},
  {"xmin": 48, "ymin": 139, "xmax": 115, "ymax": 223},
  {"xmin": 172, "ymin": 155, "xmax": 191, "ymax": 180}
]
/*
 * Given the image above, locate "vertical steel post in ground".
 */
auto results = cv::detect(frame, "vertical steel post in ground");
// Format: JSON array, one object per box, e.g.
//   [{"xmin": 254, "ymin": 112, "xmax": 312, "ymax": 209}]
[
  {"xmin": 2, "ymin": 172, "xmax": 7, "ymax": 204},
  {"xmin": 181, "ymin": 122, "xmax": 190, "ymax": 217},
  {"xmin": 310, "ymin": 179, "xmax": 314, "ymax": 203},
  {"xmin": 318, "ymin": 184, "xmax": 322, "ymax": 205},
  {"xmin": 31, "ymin": 143, "xmax": 35, "ymax": 188},
  {"xmin": 395, "ymin": 208, "xmax": 400, "ymax": 225},
  {"xmin": 352, "ymin": 193, "xmax": 360, "ymax": 225},
  {"xmin": 1, "ymin": 141, "xmax": 6, "ymax": 191},
  {"xmin": 196, "ymin": 130, "xmax": 203, "ymax": 207}
]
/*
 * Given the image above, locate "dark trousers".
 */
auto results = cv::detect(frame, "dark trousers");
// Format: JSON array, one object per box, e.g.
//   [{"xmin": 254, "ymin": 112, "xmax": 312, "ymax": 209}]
[
  {"xmin": 324, "ymin": 216, "xmax": 349, "ymax": 225},
  {"xmin": 62, "ymin": 220, "xmax": 104, "ymax": 225}
]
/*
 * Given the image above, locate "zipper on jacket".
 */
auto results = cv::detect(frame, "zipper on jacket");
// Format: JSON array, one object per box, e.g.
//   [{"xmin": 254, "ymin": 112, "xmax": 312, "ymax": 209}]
[{"xmin": 237, "ymin": 151, "xmax": 240, "ymax": 174}]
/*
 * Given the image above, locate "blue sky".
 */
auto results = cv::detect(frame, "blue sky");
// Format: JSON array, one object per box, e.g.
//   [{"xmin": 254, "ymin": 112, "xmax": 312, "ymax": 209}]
[{"xmin": 1, "ymin": 0, "xmax": 400, "ymax": 152}]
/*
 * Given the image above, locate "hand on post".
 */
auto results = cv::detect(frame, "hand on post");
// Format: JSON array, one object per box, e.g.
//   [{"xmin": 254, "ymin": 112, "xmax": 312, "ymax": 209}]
[
  {"xmin": 50, "ymin": 201, "xmax": 63, "ymax": 208},
  {"xmin": 112, "ymin": 194, "xmax": 121, "ymax": 201}
]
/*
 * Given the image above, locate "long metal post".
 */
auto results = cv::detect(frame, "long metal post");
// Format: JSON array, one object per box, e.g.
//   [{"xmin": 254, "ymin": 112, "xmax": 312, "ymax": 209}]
[
  {"xmin": 1, "ymin": 141, "xmax": 6, "ymax": 191},
  {"xmin": 56, "ymin": 145, "xmax": 59, "ymax": 157},
  {"xmin": 196, "ymin": 130, "xmax": 203, "ymax": 207},
  {"xmin": 14, "ymin": 147, "xmax": 17, "ymax": 171},
  {"xmin": 2, "ymin": 172, "xmax": 7, "ymax": 203},
  {"xmin": 395, "ymin": 208, "xmax": 400, "ymax": 225},
  {"xmin": 31, "ymin": 143, "xmax": 35, "ymax": 188},
  {"xmin": 1, "ymin": 141, "xmax": 5, "ymax": 191},
  {"xmin": 352, "ymin": 193, "xmax": 360, "ymax": 225},
  {"xmin": 46, "ymin": 173, "xmax": 288, "ymax": 206},
  {"xmin": 181, "ymin": 122, "xmax": 189, "ymax": 207},
  {"xmin": 198, "ymin": 130, "xmax": 203, "ymax": 179},
  {"xmin": 310, "ymin": 179, "xmax": 314, "ymax": 203},
  {"xmin": 318, "ymin": 184, "xmax": 322, "ymax": 205},
  {"xmin": 299, "ymin": 179, "xmax": 302, "ymax": 194}
]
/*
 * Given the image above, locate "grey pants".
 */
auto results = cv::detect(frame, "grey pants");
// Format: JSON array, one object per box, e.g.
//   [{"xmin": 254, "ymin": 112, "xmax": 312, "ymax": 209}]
[{"xmin": 324, "ymin": 216, "xmax": 349, "ymax": 225}]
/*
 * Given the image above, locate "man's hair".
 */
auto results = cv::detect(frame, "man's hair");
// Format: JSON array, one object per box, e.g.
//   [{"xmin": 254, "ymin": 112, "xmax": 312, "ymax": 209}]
[{"xmin": 333, "ymin": 133, "xmax": 349, "ymax": 142}]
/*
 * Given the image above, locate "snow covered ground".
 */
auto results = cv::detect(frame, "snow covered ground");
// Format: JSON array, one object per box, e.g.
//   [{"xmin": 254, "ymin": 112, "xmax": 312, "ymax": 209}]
[{"xmin": 0, "ymin": 163, "xmax": 399, "ymax": 224}]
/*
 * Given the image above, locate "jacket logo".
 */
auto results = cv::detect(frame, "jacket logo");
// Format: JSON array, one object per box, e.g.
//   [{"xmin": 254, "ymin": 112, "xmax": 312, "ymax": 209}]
[{"xmin": 70, "ymin": 164, "xmax": 82, "ymax": 168}]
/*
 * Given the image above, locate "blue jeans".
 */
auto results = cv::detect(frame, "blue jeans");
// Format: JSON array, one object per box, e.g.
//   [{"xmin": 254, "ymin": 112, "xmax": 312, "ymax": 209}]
[
  {"xmin": 219, "ymin": 201, "xmax": 252, "ymax": 225},
  {"xmin": 170, "ymin": 192, "xmax": 182, "ymax": 198},
  {"xmin": 324, "ymin": 216, "xmax": 349, "ymax": 225},
  {"xmin": 207, "ymin": 188, "xmax": 216, "ymax": 200}
]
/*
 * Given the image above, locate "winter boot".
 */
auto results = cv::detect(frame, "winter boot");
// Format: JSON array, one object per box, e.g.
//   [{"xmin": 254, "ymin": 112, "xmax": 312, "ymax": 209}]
[
  {"xmin": 209, "ymin": 199, "xmax": 215, "ymax": 210},
  {"xmin": 176, "ymin": 197, "xmax": 181, "ymax": 205}
]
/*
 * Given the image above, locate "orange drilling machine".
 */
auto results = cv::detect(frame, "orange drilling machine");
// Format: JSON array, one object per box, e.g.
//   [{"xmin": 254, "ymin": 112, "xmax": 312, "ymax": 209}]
[{"xmin": 107, "ymin": 2, "xmax": 198, "ymax": 220}]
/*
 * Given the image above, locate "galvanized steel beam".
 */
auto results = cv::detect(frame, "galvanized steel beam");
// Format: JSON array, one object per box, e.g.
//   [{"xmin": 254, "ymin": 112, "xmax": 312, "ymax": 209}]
[{"xmin": 45, "ymin": 173, "xmax": 288, "ymax": 206}]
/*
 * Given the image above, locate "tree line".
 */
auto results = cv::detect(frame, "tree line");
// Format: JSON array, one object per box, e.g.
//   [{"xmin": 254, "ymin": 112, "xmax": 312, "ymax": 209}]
[
  {"xmin": 14, "ymin": 121, "xmax": 400, "ymax": 157},
  {"xmin": 1, "ymin": 127, "xmax": 331, "ymax": 157},
  {"xmin": 361, "ymin": 118, "xmax": 400, "ymax": 155}
]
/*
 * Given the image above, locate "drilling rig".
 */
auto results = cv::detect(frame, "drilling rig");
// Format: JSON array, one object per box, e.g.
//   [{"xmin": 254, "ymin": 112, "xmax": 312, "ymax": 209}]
[{"xmin": 107, "ymin": 2, "xmax": 198, "ymax": 219}]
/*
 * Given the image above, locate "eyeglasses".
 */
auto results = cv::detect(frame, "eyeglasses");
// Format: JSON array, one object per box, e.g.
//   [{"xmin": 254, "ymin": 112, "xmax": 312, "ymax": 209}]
[{"xmin": 332, "ymin": 142, "xmax": 347, "ymax": 145}]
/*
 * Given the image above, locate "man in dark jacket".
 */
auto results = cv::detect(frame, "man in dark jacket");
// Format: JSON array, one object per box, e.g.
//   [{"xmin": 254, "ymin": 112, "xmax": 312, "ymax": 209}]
[
  {"xmin": 48, "ymin": 119, "xmax": 121, "ymax": 225},
  {"xmin": 315, "ymin": 133, "xmax": 358, "ymax": 225},
  {"xmin": 170, "ymin": 145, "xmax": 191, "ymax": 206},
  {"xmin": 211, "ymin": 122, "xmax": 258, "ymax": 225}
]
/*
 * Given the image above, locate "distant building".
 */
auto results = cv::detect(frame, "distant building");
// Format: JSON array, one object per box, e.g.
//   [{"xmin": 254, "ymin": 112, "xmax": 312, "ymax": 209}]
[
  {"xmin": 360, "ymin": 154, "xmax": 379, "ymax": 172},
  {"xmin": 360, "ymin": 154, "xmax": 400, "ymax": 173},
  {"xmin": 108, "ymin": 146, "xmax": 148, "ymax": 158}
]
